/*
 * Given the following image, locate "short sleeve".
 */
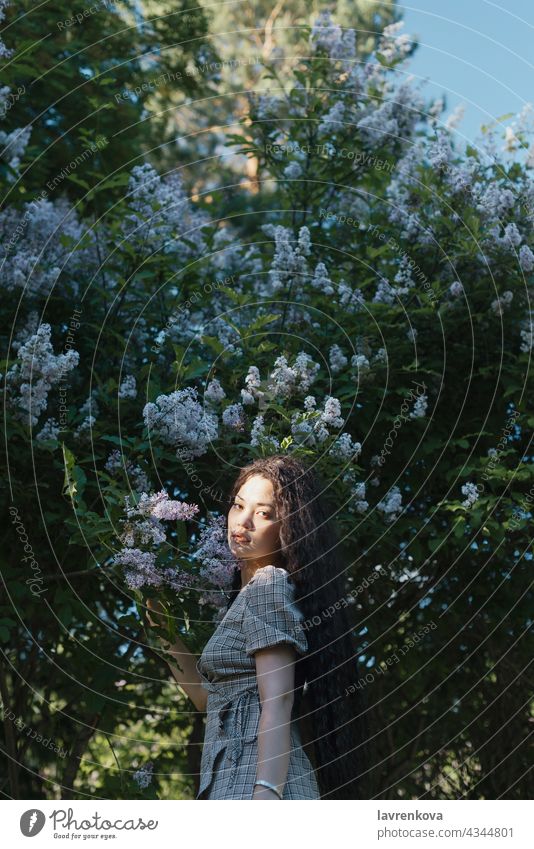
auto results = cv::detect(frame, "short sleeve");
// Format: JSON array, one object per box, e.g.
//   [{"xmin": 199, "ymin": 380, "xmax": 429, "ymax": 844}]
[{"xmin": 243, "ymin": 565, "xmax": 308, "ymax": 657}]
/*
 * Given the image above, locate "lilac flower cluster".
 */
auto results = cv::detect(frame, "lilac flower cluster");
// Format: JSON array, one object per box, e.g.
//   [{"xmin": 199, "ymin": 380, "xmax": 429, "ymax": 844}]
[
  {"xmin": 329, "ymin": 432, "xmax": 362, "ymax": 462},
  {"xmin": 342, "ymin": 469, "xmax": 369, "ymax": 514},
  {"xmin": 73, "ymin": 392, "xmax": 99, "ymax": 439},
  {"xmin": 126, "ymin": 490, "xmax": 199, "ymax": 522},
  {"xmin": 5, "ymin": 323, "xmax": 79, "ymax": 427},
  {"xmin": 121, "ymin": 162, "xmax": 208, "ymax": 260},
  {"xmin": 118, "ymin": 375, "xmax": 137, "ymax": 399},
  {"xmin": 205, "ymin": 377, "xmax": 226, "ymax": 405},
  {"xmin": 461, "ymin": 482, "xmax": 480, "ymax": 509},
  {"xmin": 290, "ymin": 395, "xmax": 346, "ymax": 447},
  {"xmin": 104, "ymin": 449, "xmax": 151, "ymax": 493},
  {"xmin": 250, "ymin": 414, "xmax": 280, "ymax": 450},
  {"xmin": 132, "ymin": 762, "xmax": 154, "ymax": 789},
  {"xmin": 262, "ymin": 223, "xmax": 311, "ymax": 294},
  {"xmin": 410, "ymin": 393, "xmax": 428, "ymax": 419},
  {"xmin": 193, "ymin": 513, "xmax": 239, "ymax": 590},
  {"xmin": 143, "ymin": 387, "xmax": 219, "ymax": 460},
  {"xmin": 0, "ymin": 197, "xmax": 98, "ymax": 297},
  {"xmin": 377, "ymin": 485, "xmax": 403, "ymax": 523},
  {"xmin": 113, "ymin": 490, "xmax": 200, "ymax": 591}
]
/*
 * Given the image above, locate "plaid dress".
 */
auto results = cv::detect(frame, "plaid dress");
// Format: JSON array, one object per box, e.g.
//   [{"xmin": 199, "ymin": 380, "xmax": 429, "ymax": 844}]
[{"xmin": 195, "ymin": 564, "xmax": 321, "ymax": 800}]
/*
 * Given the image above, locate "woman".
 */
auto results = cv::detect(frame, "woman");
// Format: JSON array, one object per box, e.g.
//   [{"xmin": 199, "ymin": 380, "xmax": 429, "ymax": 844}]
[{"xmin": 146, "ymin": 454, "xmax": 369, "ymax": 799}]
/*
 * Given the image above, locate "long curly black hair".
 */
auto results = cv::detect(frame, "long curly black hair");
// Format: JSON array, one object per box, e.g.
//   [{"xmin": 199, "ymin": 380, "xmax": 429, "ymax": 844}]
[{"xmin": 223, "ymin": 453, "xmax": 370, "ymax": 799}]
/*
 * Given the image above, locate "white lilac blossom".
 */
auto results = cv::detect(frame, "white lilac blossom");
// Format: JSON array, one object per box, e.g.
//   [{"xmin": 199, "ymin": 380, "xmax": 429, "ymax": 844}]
[
  {"xmin": 0, "ymin": 196, "xmax": 98, "ymax": 297},
  {"xmin": 449, "ymin": 281, "xmax": 464, "ymax": 298},
  {"xmin": 121, "ymin": 162, "xmax": 208, "ymax": 260},
  {"xmin": 36, "ymin": 417, "xmax": 61, "ymax": 442},
  {"xmin": 304, "ymin": 395, "xmax": 316, "ymax": 411},
  {"xmin": 357, "ymin": 101, "xmax": 399, "ymax": 148},
  {"xmin": 318, "ymin": 101, "xmax": 345, "ymax": 134},
  {"xmin": 143, "ymin": 387, "xmax": 218, "ymax": 460},
  {"xmin": 373, "ymin": 348, "xmax": 388, "ymax": 364},
  {"xmin": 241, "ymin": 366, "xmax": 261, "ymax": 405},
  {"xmin": 490, "ymin": 291, "xmax": 513, "ymax": 316},
  {"xmin": 120, "ymin": 518, "xmax": 167, "ymax": 549},
  {"xmin": 293, "ymin": 352, "xmax": 321, "ymax": 391},
  {"xmin": 519, "ymin": 244, "xmax": 534, "ymax": 272},
  {"xmin": 376, "ymin": 21, "xmax": 413, "ymax": 64},
  {"xmin": 291, "ymin": 395, "xmax": 344, "ymax": 447},
  {"xmin": 74, "ymin": 392, "xmax": 99, "ymax": 438},
  {"xmin": 342, "ymin": 472, "xmax": 368, "ymax": 514},
  {"xmin": 205, "ymin": 377, "xmax": 226, "ymax": 405},
  {"xmin": 393, "ymin": 256, "xmax": 416, "ymax": 288},
  {"xmin": 445, "ymin": 103, "xmax": 466, "ymax": 131},
  {"xmin": 250, "ymin": 414, "xmax": 280, "ymax": 449},
  {"xmin": 321, "ymin": 396, "xmax": 344, "ymax": 427},
  {"xmin": 211, "ymin": 227, "xmax": 246, "ymax": 273},
  {"xmin": 113, "ymin": 548, "xmax": 162, "ymax": 590},
  {"xmin": 410, "ymin": 393, "xmax": 428, "ymax": 418},
  {"xmin": 104, "ymin": 449, "xmax": 151, "ymax": 493},
  {"xmin": 358, "ymin": 80, "xmax": 425, "ymax": 150},
  {"xmin": 126, "ymin": 489, "xmax": 199, "ymax": 521},
  {"xmin": 427, "ymin": 132, "xmax": 453, "ymax": 171},
  {"xmin": 222, "ymin": 402, "xmax": 246, "ymax": 431},
  {"xmin": 491, "ymin": 222, "xmax": 522, "ymax": 250},
  {"xmin": 262, "ymin": 223, "xmax": 310, "ymax": 294},
  {"xmin": 329, "ymin": 433, "xmax": 362, "ymax": 461},
  {"xmin": 309, "ymin": 11, "xmax": 356, "ymax": 67},
  {"xmin": 209, "ymin": 315, "xmax": 242, "ymax": 356},
  {"xmin": 0, "ymin": 123, "xmax": 31, "ymax": 176},
  {"xmin": 266, "ymin": 352, "xmax": 320, "ymax": 401},
  {"xmin": 11, "ymin": 311, "xmax": 40, "ymax": 352},
  {"xmin": 290, "ymin": 414, "xmax": 317, "ymax": 447},
  {"xmin": 351, "ymin": 354, "xmax": 371, "ymax": 374},
  {"xmin": 338, "ymin": 279, "xmax": 365, "ymax": 312},
  {"xmin": 519, "ymin": 326, "xmax": 533, "ymax": 353},
  {"xmin": 445, "ymin": 157, "xmax": 478, "ymax": 194},
  {"xmin": 377, "ymin": 485, "xmax": 403, "ymax": 523},
  {"xmin": 503, "ymin": 126, "xmax": 519, "ymax": 152},
  {"xmin": 5, "ymin": 323, "xmax": 79, "ymax": 427},
  {"xmin": 475, "ymin": 183, "xmax": 515, "ymax": 221},
  {"xmin": 249, "ymin": 91, "xmax": 282, "ymax": 120},
  {"xmin": 461, "ymin": 482, "xmax": 480, "ymax": 508},
  {"xmin": 118, "ymin": 375, "xmax": 137, "ymax": 400},
  {"xmin": 428, "ymin": 97, "xmax": 445, "ymax": 122},
  {"xmin": 329, "ymin": 344, "xmax": 348, "ymax": 373},
  {"xmin": 132, "ymin": 763, "xmax": 154, "ymax": 789},
  {"xmin": 311, "ymin": 262, "xmax": 335, "ymax": 295},
  {"xmin": 194, "ymin": 514, "xmax": 239, "ymax": 589},
  {"xmin": 373, "ymin": 277, "xmax": 396, "ymax": 305},
  {"xmin": 283, "ymin": 161, "xmax": 303, "ymax": 180},
  {"xmin": 297, "ymin": 226, "xmax": 311, "ymax": 256}
]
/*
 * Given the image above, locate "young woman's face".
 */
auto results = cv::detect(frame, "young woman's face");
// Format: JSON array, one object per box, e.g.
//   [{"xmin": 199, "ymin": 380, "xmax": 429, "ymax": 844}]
[{"xmin": 227, "ymin": 475, "xmax": 281, "ymax": 564}]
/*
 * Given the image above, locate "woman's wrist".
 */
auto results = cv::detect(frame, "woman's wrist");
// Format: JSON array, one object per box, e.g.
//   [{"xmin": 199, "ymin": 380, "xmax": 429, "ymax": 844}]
[{"xmin": 252, "ymin": 784, "xmax": 281, "ymax": 800}]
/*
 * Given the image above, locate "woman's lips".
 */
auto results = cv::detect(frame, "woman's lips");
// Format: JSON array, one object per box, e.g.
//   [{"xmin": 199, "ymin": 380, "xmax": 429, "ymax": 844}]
[{"xmin": 232, "ymin": 533, "xmax": 250, "ymax": 544}]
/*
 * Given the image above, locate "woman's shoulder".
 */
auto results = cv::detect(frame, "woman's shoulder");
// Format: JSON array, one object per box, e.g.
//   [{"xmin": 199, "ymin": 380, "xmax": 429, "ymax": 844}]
[{"xmin": 248, "ymin": 564, "xmax": 290, "ymax": 585}]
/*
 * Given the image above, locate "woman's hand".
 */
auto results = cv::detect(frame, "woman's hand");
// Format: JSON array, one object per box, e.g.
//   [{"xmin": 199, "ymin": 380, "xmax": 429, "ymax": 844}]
[{"xmin": 145, "ymin": 597, "xmax": 167, "ymax": 630}]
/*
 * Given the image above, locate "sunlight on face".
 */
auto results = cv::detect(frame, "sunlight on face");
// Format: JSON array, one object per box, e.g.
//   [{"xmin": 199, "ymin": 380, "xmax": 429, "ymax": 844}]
[{"xmin": 227, "ymin": 475, "xmax": 281, "ymax": 565}]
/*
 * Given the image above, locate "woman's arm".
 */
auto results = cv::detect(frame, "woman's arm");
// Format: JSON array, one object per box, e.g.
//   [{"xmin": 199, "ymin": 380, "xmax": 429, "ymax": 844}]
[
  {"xmin": 145, "ymin": 598, "xmax": 207, "ymax": 713},
  {"xmin": 252, "ymin": 643, "xmax": 298, "ymax": 800}
]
